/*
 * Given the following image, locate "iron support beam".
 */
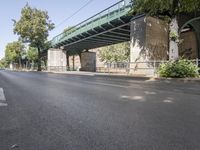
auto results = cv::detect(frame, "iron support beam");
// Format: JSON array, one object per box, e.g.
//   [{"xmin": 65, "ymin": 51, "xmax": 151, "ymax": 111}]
[
  {"xmin": 100, "ymin": 33, "xmax": 129, "ymax": 40},
  {"xmin": 63, "ymin": 23, "xmax": 130, "ymax": 48},
  {"xmin": 109, "ymin": 31, "xmax": 130, "ymax": 36}
]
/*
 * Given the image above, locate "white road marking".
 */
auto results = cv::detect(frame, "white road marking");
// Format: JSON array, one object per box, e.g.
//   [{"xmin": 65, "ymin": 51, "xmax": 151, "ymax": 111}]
[
  {"xmin": 0, "ymin": 88, "xmax": 6, "ymax": 101},
  {"xmin": 0, "ymin": 103, "xmax": 8, "ymax": 106},
  {"xmin": 83, "ymin": 81, "xmax": 129, "ymax": 88},
  {"xmin": 0, "ymin": 88, "xmax": 7, "ymax": 107},
  {"xmin": 144, "ymin": 91, "xmax": 156, "ymax": 95},
  {"xmin": 163, "ymin": 100, "xmax": 173, "ymax": 103},
  {"xmin": 121, "ymin": 95, "xmax": 145, "ymax": 102}
]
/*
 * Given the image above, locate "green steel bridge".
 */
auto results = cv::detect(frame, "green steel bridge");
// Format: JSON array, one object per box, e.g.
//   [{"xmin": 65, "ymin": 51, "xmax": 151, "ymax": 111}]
[{"xmin": 49, "ymin": 0, "xmax": 136, "ymax": 54}]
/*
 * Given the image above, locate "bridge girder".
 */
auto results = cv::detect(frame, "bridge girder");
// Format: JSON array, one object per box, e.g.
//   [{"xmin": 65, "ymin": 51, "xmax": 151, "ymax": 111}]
[{"xmin": 44, "ymin": 0, "xmax": 136, "ymax": 56}]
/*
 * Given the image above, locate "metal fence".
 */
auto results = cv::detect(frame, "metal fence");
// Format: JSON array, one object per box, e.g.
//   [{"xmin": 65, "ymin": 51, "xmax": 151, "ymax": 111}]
[
  {"xmin": 46, "ymin": 59, "xmax": 200, "ymax": 76},
  {"xmin": 96, "ymin": 59, "xmax": 200, "ymax": 76}
]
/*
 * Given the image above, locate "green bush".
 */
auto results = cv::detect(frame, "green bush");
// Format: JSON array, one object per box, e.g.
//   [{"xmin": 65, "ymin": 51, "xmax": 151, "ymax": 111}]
[{"xmin": 158, "ymin": 59, "xmax": 199, "ymax": 78}]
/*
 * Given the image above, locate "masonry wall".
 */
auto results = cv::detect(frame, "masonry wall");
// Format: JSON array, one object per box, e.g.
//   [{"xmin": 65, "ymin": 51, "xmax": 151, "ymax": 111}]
[
  {"xmin": 80, "ymin": 52, "xmax": 96, "ymax": 72},
  {"xmin": 68, "ymin": 48, "xmax": 104, "ymax": 71},
  {"xmin": 47, "ymin": 48, "xmax": 66, "ymax": 72},
  {"xmin": 130, "ymin": 16, "xmax": 169, "ymax": 75},
  {"xmin": 145, "ymin": 17, "xmax": 169, "ymax": 60},
  {"xmin": 179, "ymin": 31, "xmax": 198, "ymax": 59}
]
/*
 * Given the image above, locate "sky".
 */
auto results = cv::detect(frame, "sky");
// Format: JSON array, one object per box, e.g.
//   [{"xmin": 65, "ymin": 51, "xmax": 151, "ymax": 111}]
[{"xmin": 0, "ymin": 0, "xmax": 119, "ymax": 59}]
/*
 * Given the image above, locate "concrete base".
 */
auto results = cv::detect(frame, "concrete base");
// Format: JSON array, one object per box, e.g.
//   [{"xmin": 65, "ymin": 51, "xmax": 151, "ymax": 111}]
[
  {"xmin": 130, "ymin": 16, "xmax": 169, "ymax": 75},
  {"xmin": 47, "ymin": 48, "xmax": 67, "ymax": 72},
  {"xmin": 80, "ymin": 52, "xmax": 96, "ymax": 72}
]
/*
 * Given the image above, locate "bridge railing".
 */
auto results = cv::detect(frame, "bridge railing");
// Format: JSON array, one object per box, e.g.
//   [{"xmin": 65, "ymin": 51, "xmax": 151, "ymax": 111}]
[{"xmin": 51, "ymin": 0, "xmax": 132, "ymax": 46}]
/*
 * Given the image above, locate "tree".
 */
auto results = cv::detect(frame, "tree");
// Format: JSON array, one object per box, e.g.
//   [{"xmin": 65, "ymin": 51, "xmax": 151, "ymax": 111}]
[
  {"xmin": 27, "ymin": 47, "xmax": 38, "ymax": 70},
  {"xmin": 98, "ymin": 42, "xmax": 130, "ymax": 63},
  {"xmin": 0, "ymin": 58, "xmax": 7, "ymax": 68},
  {"xmin": 13, "ymin": 4, "xmax": 54, "ymax": 71},
  {"xmin": 131, "ymin": 0, "xmax": 200, "ymax": 60},
  {"xmin": 5, "ymin": 41, "xmax": 24, "ymax": 68},
  {"xmin": 63, "ymin": 26, "xmax": 76, "ymax": 33}
]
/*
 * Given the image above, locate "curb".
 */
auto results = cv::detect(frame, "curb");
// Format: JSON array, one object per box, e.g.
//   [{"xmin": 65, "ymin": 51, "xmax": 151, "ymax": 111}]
[
  {"xmin": 152, "ymin": 77, "xmax": 200, "ymax": 83},
  {"xmin": 93, "ymin": 74, "xmax": 152, "ymax": 81},
  {"xmin": 45, "ymin": 72, "xmax": 200, "ymax": 83},
  {"xmin": 48, "ymin": 71, "xmax": 96, "ymax": 76},
  {"xmin": 47, "ymin": 71, "xmax": 153, "ymax": 80},
  {"xmin": 6, "ymin": 70, "xmax": 200, "ymax": 83}
]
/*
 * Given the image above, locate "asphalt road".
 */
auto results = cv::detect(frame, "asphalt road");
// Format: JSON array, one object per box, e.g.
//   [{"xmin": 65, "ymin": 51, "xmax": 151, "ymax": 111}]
[{"xmin": 0, "ymin": 70, "xmax": 200, "ymax": 150}]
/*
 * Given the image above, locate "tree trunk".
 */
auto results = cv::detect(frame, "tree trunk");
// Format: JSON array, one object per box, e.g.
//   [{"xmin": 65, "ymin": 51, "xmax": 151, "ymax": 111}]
[
  {"xmin": 44, "ymin": 58, "xmax": 47, "ymax": 70},
  {"xmin": 31, "ymin": 60, "xmax": 34, "ymax": 70},
  {"xmin": 25, "ymin": 60, "xmax": 28, "ymax": 70},
  {"xmin": 18, "ymin": 56, "xmax": 22, "ymax": 69},
  {"xmin": 37, "ymin": 46, "xmax": 42, "ymax": 71},
  {"xmin": 78, "ymin": 52, "xmax": 82, "ymax": 71},
  {"xmin": 66, "ymin": 51, "xmax": 69, "ymax": 70},
  {"xmin": 169, "ymin": 17, "xmax": 179, "ymax": 60}
]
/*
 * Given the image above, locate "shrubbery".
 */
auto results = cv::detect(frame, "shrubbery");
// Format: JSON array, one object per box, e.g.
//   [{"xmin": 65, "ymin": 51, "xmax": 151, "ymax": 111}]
[{"xmin": 158, "ymin": 59, "xmax": 199, "ymax": 78}]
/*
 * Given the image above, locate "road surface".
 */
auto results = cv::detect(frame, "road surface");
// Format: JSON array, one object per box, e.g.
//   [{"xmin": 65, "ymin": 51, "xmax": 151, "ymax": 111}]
[{"xmin": 0, "ymin": 70, "xmax": 200, "ymax": 150}]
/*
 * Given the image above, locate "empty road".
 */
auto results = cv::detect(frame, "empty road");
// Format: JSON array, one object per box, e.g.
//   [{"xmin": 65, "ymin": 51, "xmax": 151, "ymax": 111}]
[{"xmin": 0, "ymin": 70, "xmax": 200, "ymax": 150}]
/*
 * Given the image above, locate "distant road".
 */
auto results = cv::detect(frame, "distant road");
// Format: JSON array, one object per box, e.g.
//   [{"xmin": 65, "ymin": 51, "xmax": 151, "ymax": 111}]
[{"xmin": 0, "ymin": 70, "xmax": 200, "ymax": 150}]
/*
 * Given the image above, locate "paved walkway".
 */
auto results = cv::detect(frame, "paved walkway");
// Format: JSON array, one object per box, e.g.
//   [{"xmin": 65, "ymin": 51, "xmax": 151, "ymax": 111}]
[
  {"xmin": 45, "ymin": 70, "xmax": 200, "ymax": 83},
  {"xmin": 46, "ymin": 70, "xmax": 152, "ymax": 77}
]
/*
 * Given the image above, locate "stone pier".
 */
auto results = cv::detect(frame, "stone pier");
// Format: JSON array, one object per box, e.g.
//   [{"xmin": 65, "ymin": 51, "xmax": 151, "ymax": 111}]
[
  {"xmin": 80, "ymin": 52, "xmax": 96, "ymax": 72},
  {"xmin": 47, "ymin": 48, "xmax": 67, "ymax": 72},
  {"xmin": 130, "ymin": 16, "xmax": 169, "ymax": 75}
]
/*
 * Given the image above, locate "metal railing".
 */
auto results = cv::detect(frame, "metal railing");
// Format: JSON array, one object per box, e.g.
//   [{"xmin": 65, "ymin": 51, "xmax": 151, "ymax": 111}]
[
  {"xmin": 51, "ymin": 0, "xmax": 132, "ymax": 46},
  {"xmin": 96, "ymin": 61, "xmax": 164, "ymax": 75},
  {"xmin": 96, "ymin": 59, "xmax": 200, "ymax": 76},
  {"xmin": 47, "ymin": 59, "xmax": 200, "ymax": 75}
]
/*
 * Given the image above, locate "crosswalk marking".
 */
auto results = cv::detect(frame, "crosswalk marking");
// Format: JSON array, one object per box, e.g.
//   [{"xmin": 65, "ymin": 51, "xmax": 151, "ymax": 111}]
[{"xmin": 0, "ymin": 88, "xmax": 7, "ymax": 107}]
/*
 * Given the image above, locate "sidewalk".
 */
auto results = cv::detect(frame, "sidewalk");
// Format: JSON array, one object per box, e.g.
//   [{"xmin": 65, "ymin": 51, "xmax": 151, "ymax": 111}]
[
  {"xmin": 47, "ymin": 70, "xmax": 151, "ymax": 78},
  {"xmin": 7, "ymin": 69, "xmax": 200, "ymax": 83},
  {"xmin": 46, "ymin": 70, "xmax": 200, "ymax": 83}
]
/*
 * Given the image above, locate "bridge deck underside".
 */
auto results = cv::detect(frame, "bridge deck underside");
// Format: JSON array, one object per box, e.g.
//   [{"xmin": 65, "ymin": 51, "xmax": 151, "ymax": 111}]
[{"xmin": 54, "ymin": 16, "xmax": 132, "ymax": 55}]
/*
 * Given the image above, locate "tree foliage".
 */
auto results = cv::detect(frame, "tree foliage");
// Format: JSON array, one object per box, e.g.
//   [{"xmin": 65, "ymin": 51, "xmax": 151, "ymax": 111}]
[
  {"xmin": 63, "ymin": 26, "xmax": 76, "ymax": 33},
  {"xmin": 5, "ymin": 41, "xmax": 24, "ymax": 65},
  {"xmin": 131, "ymin": 0, "xmax": 200, "ymax": 17},
  {"xmin": 0, "ymin": 58, "xmax": 7, "ymax": 68},
  {"xmin": 13, "ymin": 4, "xmax": 54, "ymax": 71},
  {"xmin": 131, "ymin": 0, "xmax": 200, "ymax": 60},
  {"xmin": 158, "ymin": 59, "xmax": 199, "ymax": 78},
  {"xmin": 98, "ymin": 42, "xmax": 130, "ymax": 63},
  {"xmin": 27, "ymin": 47, "xmax": 38, "ymax": 62}
]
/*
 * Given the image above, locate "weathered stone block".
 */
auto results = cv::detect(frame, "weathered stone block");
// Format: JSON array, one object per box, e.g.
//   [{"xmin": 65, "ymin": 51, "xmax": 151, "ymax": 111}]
[
  {"xmin": 80, "ymin": 52, "xmax": 96, "ymax": 72},
  {"xmin": 47, "ymin": 48, "xmax": 66, "ymax": 72},
  {"xmin": 130, "ymin": 16, "xmax": 169, "ymax": 75}
]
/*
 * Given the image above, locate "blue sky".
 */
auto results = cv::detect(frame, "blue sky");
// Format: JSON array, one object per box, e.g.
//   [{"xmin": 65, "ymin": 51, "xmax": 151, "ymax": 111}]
[{"xmin": 0, "ymin": 0, "xmax": 119, "ymax": 58}]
